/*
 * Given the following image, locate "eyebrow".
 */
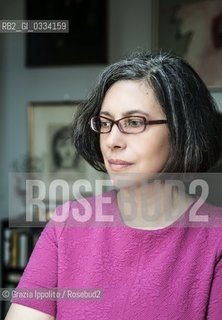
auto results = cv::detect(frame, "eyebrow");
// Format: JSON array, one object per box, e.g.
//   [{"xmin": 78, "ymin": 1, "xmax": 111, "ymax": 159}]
[{"xmin": 100, "ymin": 109, "xmax": 150, "ymax": 117}]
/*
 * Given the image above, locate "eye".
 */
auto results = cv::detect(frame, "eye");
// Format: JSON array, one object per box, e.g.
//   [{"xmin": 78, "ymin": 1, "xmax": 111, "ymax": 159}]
[
  {"xmin": 124, "ymin": 117, "xmax": 145, "ymax": 128},
  {"xmin": 100, "ymin": 118, "xmax": 112, "ymax": 128}
]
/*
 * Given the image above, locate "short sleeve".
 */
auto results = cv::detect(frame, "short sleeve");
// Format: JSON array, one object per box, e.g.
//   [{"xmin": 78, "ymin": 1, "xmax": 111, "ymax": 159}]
[
  {"xmin": 207, "ymin": 255, "xmax": 222, "ymax": 319},
  {"xmin": 11, "ymin": 218, "xmax": 59, "ymax": 317}
]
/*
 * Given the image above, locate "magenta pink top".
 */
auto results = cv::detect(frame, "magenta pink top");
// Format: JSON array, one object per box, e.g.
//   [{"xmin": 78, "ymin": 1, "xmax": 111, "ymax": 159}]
[{"xmin": 12, "ymin": 190, "xmax": 222, "ymax": 319}]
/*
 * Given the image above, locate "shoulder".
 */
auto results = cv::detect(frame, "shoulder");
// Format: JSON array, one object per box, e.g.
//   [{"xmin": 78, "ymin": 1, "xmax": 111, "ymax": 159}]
[
  {"xmin": 195, "ymin": 200, "xmax": 222, "ymax": 226},
  {"xmin": 47, "ymin": 189, "xmax": 118, "ymax": 235},
  {"xmin": 68, "ymin": 189, "xmax": 117, "ymax": 211},
  {"xmin": 190, "ymin": 199, "xmax": 222, "ymax": 255}
]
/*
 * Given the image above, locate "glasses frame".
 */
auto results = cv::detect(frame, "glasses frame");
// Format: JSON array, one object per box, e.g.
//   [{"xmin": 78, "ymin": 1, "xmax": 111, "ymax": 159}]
[{"xmin": 90, "ymin": 115, "xmax": 168, "ymax": 134}]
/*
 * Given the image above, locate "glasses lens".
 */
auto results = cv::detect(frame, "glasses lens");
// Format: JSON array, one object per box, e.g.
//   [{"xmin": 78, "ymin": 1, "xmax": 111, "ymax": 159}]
[
  {"xmin": 91, "ymin": 117, "xmax": 111, "ymax": 133},
  {"xmin": 120, "ymin": 117, "xmax": 146, "ymax": 133}
]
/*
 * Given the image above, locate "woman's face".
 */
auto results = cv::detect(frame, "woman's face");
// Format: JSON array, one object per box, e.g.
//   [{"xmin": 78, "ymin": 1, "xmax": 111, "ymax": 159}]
[
  {"xmin": 56, "ymin": 138, "xmax": 75, "ymax": 168},
  {"xmin": 99, "ymin": 80, "xmax": 170, "ymax": 187}
]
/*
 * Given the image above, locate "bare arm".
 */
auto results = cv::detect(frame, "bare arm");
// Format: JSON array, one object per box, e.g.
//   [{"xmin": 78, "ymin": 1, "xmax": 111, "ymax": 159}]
[{"xmin": 4, "ymin": 303, "xmax": 55, "ymax": 320}]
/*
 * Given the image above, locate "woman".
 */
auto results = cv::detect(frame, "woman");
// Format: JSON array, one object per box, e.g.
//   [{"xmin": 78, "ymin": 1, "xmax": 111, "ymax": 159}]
[
  {"xmin": 6, "ymin": 51, "xmax": 222, "ymax": 319},
  {"xmin": 52, "ymin": 126, "xmax": 80, "ymax": 170}
]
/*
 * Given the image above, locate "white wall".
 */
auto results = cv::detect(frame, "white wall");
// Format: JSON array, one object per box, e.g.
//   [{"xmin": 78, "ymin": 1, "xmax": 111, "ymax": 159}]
[{"xmin": 0, "ymin": 0, "xmax": 152, "ymax": 218}]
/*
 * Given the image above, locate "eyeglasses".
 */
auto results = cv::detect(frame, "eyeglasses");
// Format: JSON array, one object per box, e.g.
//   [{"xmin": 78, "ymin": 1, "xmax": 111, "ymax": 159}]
[{"xmin": 90, "ymin": 116, "xmax": 168, "ymax": 134}]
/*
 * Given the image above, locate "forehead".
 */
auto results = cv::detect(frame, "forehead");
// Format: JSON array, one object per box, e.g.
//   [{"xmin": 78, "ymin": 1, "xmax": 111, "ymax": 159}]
[{"xmin": 100, "ymin": 80, "xmax": 164, "ymax": 117}]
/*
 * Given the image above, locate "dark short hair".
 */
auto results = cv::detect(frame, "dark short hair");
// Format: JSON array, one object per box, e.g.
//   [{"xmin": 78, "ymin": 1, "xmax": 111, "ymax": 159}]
[{"xmin": 72, "ymin": 50, "xmax": 222, "ymax": 173}]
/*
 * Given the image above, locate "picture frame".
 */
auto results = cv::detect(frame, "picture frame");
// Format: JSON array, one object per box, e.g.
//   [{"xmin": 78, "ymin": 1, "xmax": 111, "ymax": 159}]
[
  {"xmin": 156, "ymin": 0, "xmax": 222, "ymax": 89},
  {"xmin": 25, "ymin": 0, "xmax": 108, "ymax": 66},
  {"xmin": 28, "ymin": 101, "xmax": 106, "ymax": 202}
]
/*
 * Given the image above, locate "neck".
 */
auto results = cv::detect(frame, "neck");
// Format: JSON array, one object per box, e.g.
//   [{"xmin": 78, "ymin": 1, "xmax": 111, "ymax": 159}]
[{"xmin": 117, "ymin": 181, "xmax": 194, "ymax": 230}]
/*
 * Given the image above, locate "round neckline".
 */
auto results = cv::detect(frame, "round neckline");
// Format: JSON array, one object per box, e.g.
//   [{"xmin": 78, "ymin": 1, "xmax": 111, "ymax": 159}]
[{"xmin": 109, "ymin": 189, "xmax": 197, "ymax": 234}]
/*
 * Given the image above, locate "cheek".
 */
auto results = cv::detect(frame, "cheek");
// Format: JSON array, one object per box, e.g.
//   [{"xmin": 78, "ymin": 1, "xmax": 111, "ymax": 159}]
[
  {"xmin": 135, "ymin": 130, "xmax": 170, "ymax": 164},
  {"xmin": 99, "ymin": 136, "xmax": 103, "ymax": 151},
  {"xmin": 99, "ymin": 136, "xmax": 106, "ymax": 157}
]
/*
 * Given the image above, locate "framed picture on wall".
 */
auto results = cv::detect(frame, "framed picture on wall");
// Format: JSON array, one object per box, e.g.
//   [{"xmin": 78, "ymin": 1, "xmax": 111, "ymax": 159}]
[
  {"xmin": 28, "ymin": 101, "xmax": 106, "ymax": 202},
  {"xmin": 28, "ymin": 101, "xmax": 82, "ymax": 173},
  {"xmin": 26, "ymin": 0, "xmax": 108, "ymax": 66},
  {"xmin": 157, "ymin": 0, "xmax": 222, "ymax": 89}
]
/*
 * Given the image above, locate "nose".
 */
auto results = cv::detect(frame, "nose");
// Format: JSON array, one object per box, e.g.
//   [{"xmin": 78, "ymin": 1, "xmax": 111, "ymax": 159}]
[{"xmin": 104, "ymin": 123, "xmax": 126, "ymax": 150}]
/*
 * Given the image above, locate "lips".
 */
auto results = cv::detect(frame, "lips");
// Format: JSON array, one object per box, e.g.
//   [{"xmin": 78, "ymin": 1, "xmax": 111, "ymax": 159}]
[{"xmin": 108, "ymin": 159, "xmax": 133, "ymax": 171}]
